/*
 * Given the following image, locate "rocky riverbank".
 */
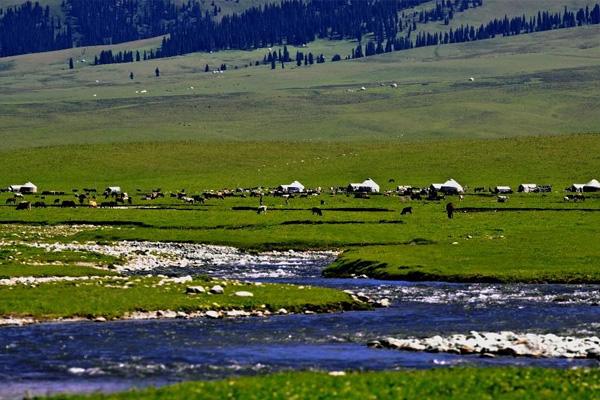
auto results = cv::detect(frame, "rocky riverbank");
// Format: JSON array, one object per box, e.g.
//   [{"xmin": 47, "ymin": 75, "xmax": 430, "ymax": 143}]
[
  {"xmin": 18, "ymin": 240, "xmax": 338, "ymax": 278},
  {"xmin": 369, "ymin": 331, "xmax": 600, "ymax": 359}
]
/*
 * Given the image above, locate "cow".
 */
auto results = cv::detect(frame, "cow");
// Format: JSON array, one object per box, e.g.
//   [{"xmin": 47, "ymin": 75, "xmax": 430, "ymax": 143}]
[
  {"xmin": 497, "ymin": 195, "xmax": 508, "ymax": 203},
  {"xmin": 61, "ymin": 200, "xmax": 77, "ymax": 208},
  {"xmin": 400, "ymin": 207, "xmax": 413, "ymax": 215},
  {"xmin": 16, "ymin": 201, "xmax": 31, "ymax": 210},
  {"xmin": 311, "ymin": 207, "xmax": 323, "ymax": 216},
  {"xmin": 100, "ymin": 201, "xmax": 117, "ymax": 208},
  {"xmin": 257, "ymin": 205, "xmax": 267, "ymax": 214},
  {"xmin": 446, "ymin": 203, "xmax": 455, "ymax": 219},
  {"xmin": 54, "ymin": 198, "xmax": 61, "ymax": 205},
  {"xmin": 5, "ymin": 198, "xmax": 15, "ymax": 205},
  {"xmin": 33, "ymin": 201, "xmax": 47, "ymax": 208}
]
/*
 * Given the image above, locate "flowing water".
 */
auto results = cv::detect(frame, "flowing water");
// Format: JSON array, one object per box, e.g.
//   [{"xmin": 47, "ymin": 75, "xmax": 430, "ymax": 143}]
[{"xmin": 0, "ymin": 247, "xmax": 599, "ymax": 399}]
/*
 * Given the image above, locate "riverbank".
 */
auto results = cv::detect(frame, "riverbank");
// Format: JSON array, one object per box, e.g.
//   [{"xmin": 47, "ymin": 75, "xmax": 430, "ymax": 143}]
[
  {"xmin": 48, "ymin": 367, "xmax": 600, "ymax": 399},
  {"xmin": 324, "ymin": 240, "xmax": 600, "ymax": 284}
]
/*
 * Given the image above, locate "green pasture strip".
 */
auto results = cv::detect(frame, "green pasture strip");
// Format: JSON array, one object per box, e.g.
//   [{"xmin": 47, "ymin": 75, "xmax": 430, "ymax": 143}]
[
  {"xmin": 0, "ymin": 277, "xmax": 362, "ymax": 320},
  {"xmin": 49, "ymin": 367, "xmax": 600, "ymax": 400}
]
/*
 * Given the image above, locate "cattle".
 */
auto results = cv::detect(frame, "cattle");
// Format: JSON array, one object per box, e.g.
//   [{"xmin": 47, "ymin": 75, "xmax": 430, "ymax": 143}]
[
  {"xmin": 61, "ymin": 200, "xmax": 77, "ymax": 208},
  {"xmin": 192, "ymin": 195, "xmax": 205, "ymax": 204},
  {"xmin": 16, "ymin": 201, "xmax": 31, "ymax": 210},
  {"xmin": 204, "ymin": 192, "xmax": 225, "ymax": 200},
  {"xmin": 446, "ymin": 203, "xmax": 455, "ymax": 219},
  {"xmin": 54, "ymin": 198, "xmax": 61, "ymax": 205},
  {"xmin": 320, "ymin": 200, "xmax": 325, "ymax": 206},
  {"xmin": 564, "ymin": 194, "xmax": 585, "ymax": 202},
  {"xmin": 33, "ymin": 201, "xmax": 47, "ymax": 208},
  {"xmin": 401, "ymin": 207, "xmax": 413, "ymax": 215},
  {"xmin": 311, "ymin": 207, "xmax": 323, "ymax": 216},
  {"xmin": 354, "ymin": 192, "xmax": 370, "ymax": 199},
  {"xmin": 100, "ymin": 201, "xmax": 117, "ymax": 208},
  {"xmin": 257, "ymin": 205, "xmax": 267, "ymax": 214},
  {"xmin": 182, "ymin": 197, "xmax": 195, "ymax": 204},
  {"xmin": 5, "ymin": 198, "xmax": 15, "ymax": 205},
  {"xmin": 410, "ymin": 193, "xmax": 422, "ymax": 201},
  {"xmin": 497, "ymin": 195, "xmax": 508, "ymax": 203}
]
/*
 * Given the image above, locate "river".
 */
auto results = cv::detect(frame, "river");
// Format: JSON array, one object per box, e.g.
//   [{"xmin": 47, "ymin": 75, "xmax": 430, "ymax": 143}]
[{"xmin": 0, "ymin": 246, "xmax": 598, "ymax": 399}]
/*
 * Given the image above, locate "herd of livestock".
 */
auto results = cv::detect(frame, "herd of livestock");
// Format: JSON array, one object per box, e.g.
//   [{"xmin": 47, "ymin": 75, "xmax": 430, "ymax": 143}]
[{"xmin": 2, "ymin": 177, "xmax": 599, "ymax": 212}]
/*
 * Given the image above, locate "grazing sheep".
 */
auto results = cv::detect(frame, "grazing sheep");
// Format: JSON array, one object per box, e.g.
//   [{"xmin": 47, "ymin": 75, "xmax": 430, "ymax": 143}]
[{"xmin": 401, "ymin": 207, "xmax": 413, "ymax": 215}]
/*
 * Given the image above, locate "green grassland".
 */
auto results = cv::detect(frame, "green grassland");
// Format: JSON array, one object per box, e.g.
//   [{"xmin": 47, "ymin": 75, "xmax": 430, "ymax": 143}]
[
  {"xmin": 0, "ymin": 276, "xmax": 361, "ymax": 320},
  {"xmin": 51, "ymin": 368, "xmax": 600, "ymax": 400},
  {"xmin": 1, "ymin": 26, "xmax": 600, "ymax": 149},
  {"xmin": 0, "ymin": 245, "xmax": 119, "ymax": 278}
]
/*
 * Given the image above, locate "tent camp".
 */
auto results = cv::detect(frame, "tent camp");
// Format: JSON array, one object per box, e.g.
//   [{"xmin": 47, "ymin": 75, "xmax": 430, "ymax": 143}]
[
  {"xmin": 518, "ymin": 184, "xmax": 537, "ymax": 193},
  {"xmin": 494, "ymin": 186, "xmax": 513, "ymax": 194},
  {"xmin": 9, "ymin": 182, "xmax": 37, "ymax": 194},
  {"xmin": 431, "ymin": 179, "xmax": 464, "ymax": 194},
  {"xmin": 348, "ymin": 178, "xmax": 380, "ymax": 193},
  {"xmin": 568, "ymin": 183, "xmax": 585, "ymax": 192},
  {"xmin": 278, "ymin": 181, "xmax": 305, "ymax": 193},
  {"xmin": 583, "ymin": 179, "xmax": 600, "ymax": 192}
]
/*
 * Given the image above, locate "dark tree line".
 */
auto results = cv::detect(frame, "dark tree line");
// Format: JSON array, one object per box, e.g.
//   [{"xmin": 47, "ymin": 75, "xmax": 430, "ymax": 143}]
[
  {"xmin": 410, "ymin": 4, "xmax": 600, "ymax": 49},
  {"xmin": 0, "ymin": 1, "xmax": 71, "ymax": 57},
  {"xmin": 95, "ymin": 0, "xmax": 480, "ymax": 66},
  {"xmin": 65, "ymin": 0, "xmax": 179, "ymax": 46},
  {"xmin": 156, "ymin": 0, "xmax": 431, "ymax": 59}
]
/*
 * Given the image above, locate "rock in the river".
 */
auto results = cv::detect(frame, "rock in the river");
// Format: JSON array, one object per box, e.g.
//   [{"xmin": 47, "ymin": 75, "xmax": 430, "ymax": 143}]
[
  {"xmin": 209, "ymin": 285, "xmax": 224, "ymax": 294},
  {"xmin": 373, "ymin": 331, "xmax": 600, "ymax": 359},
  {"xmin": 376, "ymin": 298, "xmax": 391, "ymax": 307},
  {"xmin": 186, "ymin": 286, "xmax": 206, "ymax": 294},
  {"xmin": 234, "ymin": 291, "xmax": 254, "ymax": 297},
  {"xmin": 93, "ymin": 317, "xmax": 107, "ymax": 322},
  {"xmin": 205, "ymin": 310, "xmax": 221, "ymax": 319}
]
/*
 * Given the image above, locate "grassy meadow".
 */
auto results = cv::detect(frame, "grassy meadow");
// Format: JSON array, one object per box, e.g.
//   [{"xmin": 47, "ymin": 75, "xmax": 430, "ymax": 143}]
[{"xmin": 52, "ymin": 367, "xmax": 600, "ymax": 400}]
